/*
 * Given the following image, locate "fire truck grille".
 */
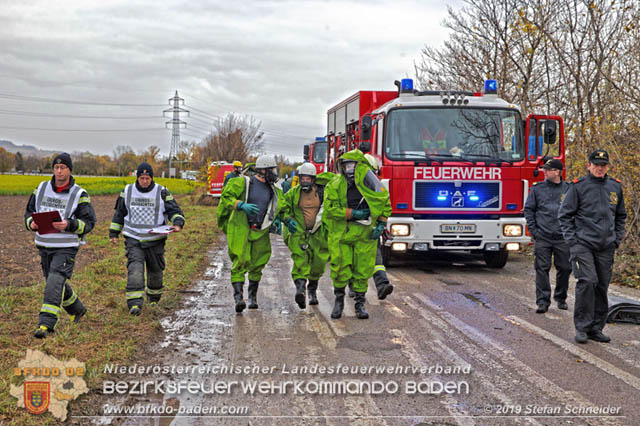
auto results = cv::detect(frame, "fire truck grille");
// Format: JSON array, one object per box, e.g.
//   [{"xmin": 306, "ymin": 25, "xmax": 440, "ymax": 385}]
[{"xmin": 414, "ymin": 181, "xmax": 501, "ymax": 210}]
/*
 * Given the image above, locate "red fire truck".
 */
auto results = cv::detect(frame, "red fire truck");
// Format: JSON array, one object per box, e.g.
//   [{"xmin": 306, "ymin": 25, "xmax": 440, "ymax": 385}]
[
  {"xmin": 303, "ymin": 137, "xmax": 328, "ymax": 174},
  {"xmin": 324, "ymin": 78, "xmax": 564, "ymax": 268},
  {"xmin": 207, "ymin": 161, "xmax": 236, "ymax": 197}
]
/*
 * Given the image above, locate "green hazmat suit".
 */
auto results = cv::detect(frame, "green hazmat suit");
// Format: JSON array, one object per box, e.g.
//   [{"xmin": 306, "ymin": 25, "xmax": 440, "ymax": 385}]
[
  {"xmin": 282, "ymin": 172, "xmax": 336, "ymax": 281},
  {"xmin": 323, "ymin": 150, "xmax": 392, "ymax": 293},
  {"xmin": 217, "ymin": 176, "xmax": 282, "ymax": 283}
]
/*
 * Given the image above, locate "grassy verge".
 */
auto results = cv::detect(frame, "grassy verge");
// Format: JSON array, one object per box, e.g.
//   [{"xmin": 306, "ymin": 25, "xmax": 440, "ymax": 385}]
[
  {"xmin": 0, "ymin": 195, "xmax": 218, "ymax": 424},
  {"xmin": 0, "ymin": 175, "xmax": 203, "ymax": 195}
]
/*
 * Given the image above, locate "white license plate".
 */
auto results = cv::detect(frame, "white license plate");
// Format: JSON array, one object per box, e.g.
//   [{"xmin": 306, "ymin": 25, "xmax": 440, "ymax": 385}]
[{"xmin": 440, "ymin": 224, "xmax": 476, "ymax": 233}]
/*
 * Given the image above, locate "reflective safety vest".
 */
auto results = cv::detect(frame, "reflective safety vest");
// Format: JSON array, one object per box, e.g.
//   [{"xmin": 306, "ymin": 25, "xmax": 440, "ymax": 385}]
[
  {"xmin": 34, "ymin": 181, "xmax": 84, "ymax": 248},
  {"xmin": 122, "ymin": 183, "xmax": 167, "ymax": 241}
]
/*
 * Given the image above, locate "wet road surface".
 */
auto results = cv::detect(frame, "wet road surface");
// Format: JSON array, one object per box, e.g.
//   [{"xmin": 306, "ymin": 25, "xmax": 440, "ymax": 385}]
[{"xmin": 94, "ymin": 236, "xmax": 640, "ymax": 426}]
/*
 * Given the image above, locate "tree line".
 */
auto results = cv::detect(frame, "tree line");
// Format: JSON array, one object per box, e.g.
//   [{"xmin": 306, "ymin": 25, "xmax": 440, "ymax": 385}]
[{"xmin": 414, "ymin": 0, "xmax": 639, "ymax": 251}]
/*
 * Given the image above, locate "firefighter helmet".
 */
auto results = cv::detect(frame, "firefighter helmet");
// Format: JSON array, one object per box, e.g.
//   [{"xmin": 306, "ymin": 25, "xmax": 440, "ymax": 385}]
[
  {"xmin": 298, "ymin": 162, "xmax": 317, "ymax": 177},
  {"xmin": 255, "ymin": 155, "xmax": 277, "ymax": 169},
  {"xmin": 232, "ymin": 160, "xmax": 242, "ymax": 167},
  {"xmin": 364, "ymin": 154, "xmax": 379, "ymax": 173}
]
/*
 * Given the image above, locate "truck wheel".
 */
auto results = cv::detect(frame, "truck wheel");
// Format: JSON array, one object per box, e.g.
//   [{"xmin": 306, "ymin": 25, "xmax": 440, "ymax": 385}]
[{"xmin": 483, "ymin": 249, "xmax": 509, "ymax": 268}]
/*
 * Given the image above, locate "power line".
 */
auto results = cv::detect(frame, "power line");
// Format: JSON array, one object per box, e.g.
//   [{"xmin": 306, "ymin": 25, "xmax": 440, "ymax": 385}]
[
  {"xmin": 0, "ymin": 125, "xmax": 165, "ymax": 132},
  {"xmin": 0, "ymin": 109, "xmax": 162, "ymax": 119},
  {"xmin": 0, "ymin": 92, "xmax": 164, "ymax": 107}
]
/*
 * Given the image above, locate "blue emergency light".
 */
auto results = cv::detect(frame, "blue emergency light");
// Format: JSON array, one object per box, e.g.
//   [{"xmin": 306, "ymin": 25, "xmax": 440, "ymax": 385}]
[
  {"xmin": 437, "ymin": 195, "xmax": 447, "ymax": 201},
  {"xmin": 315, "ymin": 137, "xmax": 325, "ymax": 142},
  {"xmin": 401, "ymin": 78, "xmax": 413, "ymax": 92},
  {"xmin": 484, "ymin": 79, "xmax": 498, "ymax": 94},
  {"xmin": 469, "ymin": 195, "xmax": 479, "ymax": 201}
]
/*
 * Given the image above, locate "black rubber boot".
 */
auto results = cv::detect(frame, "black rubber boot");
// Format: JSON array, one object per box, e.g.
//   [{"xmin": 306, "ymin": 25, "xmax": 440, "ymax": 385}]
[
  {"xmin": 232, "ymin": 282, "xmax": 246, "ymax": 313},
  {"xmin": 294, "ymin": 278, "xmax": 306, "ymax": 309},
  {"xmin": 348, "ymin": 281, "xmax": 356, "ymax": 298},
  {"xmin": 375, "ymin": 279, "xmax": 394, "ymax": 300},
  {"xmin": 307, "ymin": 279, "xmax": 319, "ymax": 305},
  {"xmin": 331, "ymin": 287, "xmax": 345, "ymax": 319},
  {"xmin": 354, "ymin": 292, "xmax": 369, "ymax": 319},
  {"xmin": 247, "ymin": 281, "xmax": 259, "ymax": 309}
]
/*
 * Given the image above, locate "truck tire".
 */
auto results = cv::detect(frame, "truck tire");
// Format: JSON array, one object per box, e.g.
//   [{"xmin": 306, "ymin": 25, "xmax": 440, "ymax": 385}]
[{"xmin": 483, "ymin": 249, "xmax": 509, "ymax": 268}]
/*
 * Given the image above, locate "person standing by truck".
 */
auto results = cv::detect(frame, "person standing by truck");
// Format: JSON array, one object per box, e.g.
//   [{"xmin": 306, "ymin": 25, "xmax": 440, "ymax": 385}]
[
  {"xmin": 25, "ymin": 153, "xmax": 96, "ymax": 338},
  {"xmin": 223, "ymin": 161, "xmax": 243, "ymax": 187},
  {"xmin": 524, "ymin": 158, "xmax": 571, "ymax": 313},
  {"xmin": 217, "ymin": 155, "xmax": 282, "ymax": 312},
  {"xmin": 558, "ymin": 149, "xmax": 626, "ymax": 344},
  {"xmin": 323, "ymin": 149, "xmax": 391, "ymax": 320}
]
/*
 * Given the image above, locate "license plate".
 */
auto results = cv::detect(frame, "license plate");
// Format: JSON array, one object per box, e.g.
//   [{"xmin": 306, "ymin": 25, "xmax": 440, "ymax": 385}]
[{"xmin": 440, "ymin": 224, "xmax": 476, "ymax": 233}]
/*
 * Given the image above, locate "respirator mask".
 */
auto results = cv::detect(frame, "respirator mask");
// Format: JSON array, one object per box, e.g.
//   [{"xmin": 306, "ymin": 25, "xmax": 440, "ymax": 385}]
[{"xmin": 342, "ymin": 161, "xmax": 356, "ymax": 184}]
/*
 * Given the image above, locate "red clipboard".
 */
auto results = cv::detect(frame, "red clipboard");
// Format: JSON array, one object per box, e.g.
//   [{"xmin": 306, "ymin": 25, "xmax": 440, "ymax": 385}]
[{"xmin": 31, "ymin": 211, "xmax": 63, "ymax": 234}]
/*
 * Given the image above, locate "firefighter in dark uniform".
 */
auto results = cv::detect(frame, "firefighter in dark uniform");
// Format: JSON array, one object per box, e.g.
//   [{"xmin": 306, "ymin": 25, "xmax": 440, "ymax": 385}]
[
  {"xmin": 25, "ymin": 153, "xmax": 96, "ymax": 338},
  {"xmin": 558, "ymin": 149, "xmax": 626, "ymax": 344},
  {"xmin": 109, "ymin": 162, "xmax": 185, "ymax": 315},
  {"xmin": 223, "ymin": 161, "xmax": 243, "ymax": 187},
  {"xmin": 524, "ymin": 158, "xmax": 571, "ymax": 313}
]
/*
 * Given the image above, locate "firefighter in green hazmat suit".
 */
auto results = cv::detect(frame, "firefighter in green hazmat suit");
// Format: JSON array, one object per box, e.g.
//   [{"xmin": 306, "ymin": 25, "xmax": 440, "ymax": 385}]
[
  {"xmin": 217, "ymin": 155, "xmax": 283, "ymax": 312},
  {"xmin": 281, "ymin": 163, "xmax": 335, "ymax": 309},
  {"xmin": 323, "ymin": 149, "xmax": 392, "ymax": 319}
]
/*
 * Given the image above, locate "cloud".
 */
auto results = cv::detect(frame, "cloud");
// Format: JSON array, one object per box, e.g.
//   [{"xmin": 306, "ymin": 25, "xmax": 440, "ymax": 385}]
[{"xmin": 0, "ymin": 0, "xmax": 456, "ymax": 160}]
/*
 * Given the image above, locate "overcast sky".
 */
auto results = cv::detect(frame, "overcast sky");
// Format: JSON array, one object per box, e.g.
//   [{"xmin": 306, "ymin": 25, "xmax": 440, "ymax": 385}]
[{"xmin": 0, "ymin": 0, "xmax": 460, "ymax": 161}]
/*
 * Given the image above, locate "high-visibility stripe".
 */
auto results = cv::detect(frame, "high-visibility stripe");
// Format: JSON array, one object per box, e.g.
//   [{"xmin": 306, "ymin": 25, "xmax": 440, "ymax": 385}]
[
  {"xmin": 373, "ymin": 265, "xmax": 386, "ymax": 273},
  {"xmin": 75, "ymin": 219, "xmax": 86, "ymax": 234},
  {"xmin": 26, "ymin": 216, "xmax": 34, "ymax": 231},
  {"xmin": 41, "ymin": 304, "xmax": 61, "ymax": 317},
  {"xmin": 110, "ymin": 222, "xmax": 123, "ymax": 231},
  {"xmin": 78, "ymin": 196, "xmax": 91, "ymax": 204},
  {"xmin": 146, "ymin": 287, "xmax": 163, "ymax": 295},
  {"xmin": 62, "ymin": 291, "xmax": 78, "ymax": 307},
  {"xmin": 165, "ymin": 194, "xmax": 174, "ymax": 201},
  {"xmin": 170, "ymin": 214, "xmax": 185, "ymax": 223},
  {"xmin": 126, "ymin": 291, "xmax": 145, "ymax": 300}
]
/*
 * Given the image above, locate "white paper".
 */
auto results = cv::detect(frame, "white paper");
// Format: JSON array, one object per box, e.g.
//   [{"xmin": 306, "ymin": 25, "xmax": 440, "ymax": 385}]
[{"xmin": 148, "ymin": 225, "xmax": 174, "ymax": 234}]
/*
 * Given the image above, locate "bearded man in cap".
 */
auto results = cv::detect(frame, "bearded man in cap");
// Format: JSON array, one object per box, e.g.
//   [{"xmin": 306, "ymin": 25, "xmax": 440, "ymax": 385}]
[
  {"xmin": 109, "ymin": 162, "xmax": 185, "ymax": 315},
  {"xmin": 524, "ymin": 157, "xmax": 572, "ymax": 314},
  {"xmin": 24, "ymin": 153, "xmax": 96, "ymax": 338},
  {"xmin": 558, "ymin": 149, "xmax": 626, "ymax": 344}
]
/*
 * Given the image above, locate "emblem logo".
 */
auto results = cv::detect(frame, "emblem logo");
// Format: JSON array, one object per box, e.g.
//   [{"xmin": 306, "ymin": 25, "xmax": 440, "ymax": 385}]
[
  {"xmin": 610, "ymin": 192, "xmax": 618, "ymax": 205},
  {"xmin": 24, "ymin": 382, "xmax": 50, "ymax": 415}
]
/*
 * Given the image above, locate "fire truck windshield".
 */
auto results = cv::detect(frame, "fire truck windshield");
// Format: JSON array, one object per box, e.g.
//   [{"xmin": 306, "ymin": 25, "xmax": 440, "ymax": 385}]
[
  {"xmin": 384, "ymin": 108, "xmax": 523, "ymax": 163},
  {"xmin": 313, "ymin": 141, "xmax": 328, "ymax": 164}
]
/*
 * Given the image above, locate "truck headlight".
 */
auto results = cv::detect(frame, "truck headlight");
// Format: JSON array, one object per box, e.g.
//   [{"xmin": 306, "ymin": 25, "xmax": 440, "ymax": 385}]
[
  {"xmin": 503, "ymin": 224, "xmax": 523, "ymax": 237},
  {"xmin": 390, "ymin": 224, "xmax": 410, "ymax": 236}
]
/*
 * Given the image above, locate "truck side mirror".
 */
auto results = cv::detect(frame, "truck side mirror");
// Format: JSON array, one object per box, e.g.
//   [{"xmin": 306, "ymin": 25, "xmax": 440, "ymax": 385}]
[
  {"xmin": 361, "ymin": 115, "xmax": 372, "ymax": 141},
  {"xmin": 543, "ymin": 120, "xmax": 557, "ymax": 145},
  {"xmin": 303, "ymin": 144, "xmax": 309, "ymax": 161}
]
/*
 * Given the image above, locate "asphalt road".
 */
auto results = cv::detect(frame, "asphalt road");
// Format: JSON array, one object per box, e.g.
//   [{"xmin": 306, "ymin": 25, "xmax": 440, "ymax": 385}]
[{"xmin": 94, "ymin": 236, "xmax": 640, "ymax": 426}]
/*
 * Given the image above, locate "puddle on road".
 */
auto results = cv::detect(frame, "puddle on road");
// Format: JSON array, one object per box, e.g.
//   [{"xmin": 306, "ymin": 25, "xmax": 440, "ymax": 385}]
[{"xmin": 461, "ymin": 292, "xmax": 491, "ymax": 309}]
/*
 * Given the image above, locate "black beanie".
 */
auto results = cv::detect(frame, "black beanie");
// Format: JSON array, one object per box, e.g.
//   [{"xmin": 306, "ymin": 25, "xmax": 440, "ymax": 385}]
[
  {"xmin": 136, "ymin": 162, "xmax": 154, "ymax": 178},
  {"xmin": 52, "ymin": 153, "xmax": 72, "ymax": 171}
]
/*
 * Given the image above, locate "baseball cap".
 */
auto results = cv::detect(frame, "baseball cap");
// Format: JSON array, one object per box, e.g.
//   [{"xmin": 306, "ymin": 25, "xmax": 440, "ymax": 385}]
[
  {"xmin": 542, "ymin": 158, "xmax": 563, "ymax": 170},
  {"xmin": 588, "ymin": 149, "xmax": 609, "ymax": 165}
]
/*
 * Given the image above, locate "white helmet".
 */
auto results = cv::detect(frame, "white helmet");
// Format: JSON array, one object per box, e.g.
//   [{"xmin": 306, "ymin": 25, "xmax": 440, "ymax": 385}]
[
  {"xmin": 255, "ymin": 155, "xmax": 277, "ymax": 169},
  {"xmin": 298, "ymin": 162, "xmax": 317, "ymax": 177},
  {"xmin": 364, "ymin": 154, "xmax": 379, "ymax": 173}
]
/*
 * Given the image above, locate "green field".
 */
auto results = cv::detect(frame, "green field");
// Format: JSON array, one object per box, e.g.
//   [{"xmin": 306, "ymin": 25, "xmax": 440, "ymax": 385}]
[{"xmin": 0, "ymin": 174, "xmax": 203, "ymax": 195}]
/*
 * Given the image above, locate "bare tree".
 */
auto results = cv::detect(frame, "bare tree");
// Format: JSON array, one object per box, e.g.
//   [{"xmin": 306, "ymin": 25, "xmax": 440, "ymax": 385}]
[{"xmin": 195, "ymin": 113, "xmax": 265, "ymax": 166}]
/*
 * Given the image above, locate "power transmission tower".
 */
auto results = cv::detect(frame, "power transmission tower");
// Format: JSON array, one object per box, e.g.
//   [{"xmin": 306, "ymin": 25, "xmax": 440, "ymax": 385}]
[{"xmin": 163, "ymin": 91, "xmax": 189, "ymax": 177}]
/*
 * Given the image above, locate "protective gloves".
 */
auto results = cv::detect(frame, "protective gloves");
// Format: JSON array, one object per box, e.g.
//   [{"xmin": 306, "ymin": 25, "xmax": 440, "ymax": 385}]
[
  {"xmin": 284, "ymin": 217, "xmax": 298, "ymax": 233},
  {"xmin": 270, "ymin": 216, "xmax": 282, "ymax": 235},
  {"xmin": 370, "ymin": 221, "xmax": 386, "ymax": 240},
  {"xmin": 236, "ymin": 201, "xmax": 258, "ymax": 216},
  {"xmin": 351, "ymin": 208, "xmax": 370, "ymax": 220}
]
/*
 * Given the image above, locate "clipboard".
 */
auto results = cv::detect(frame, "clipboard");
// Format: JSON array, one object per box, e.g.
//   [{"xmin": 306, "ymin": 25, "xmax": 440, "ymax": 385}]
[{"xmin": 32, "ymin": 211, "xmax": 63, "ymax": 234}]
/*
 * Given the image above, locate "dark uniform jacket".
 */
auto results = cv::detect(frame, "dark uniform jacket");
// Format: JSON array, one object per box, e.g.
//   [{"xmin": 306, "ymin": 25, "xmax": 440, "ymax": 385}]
[
  {"xmin": 24, "ymin": 175, "xmax": 97, "ymax": 238},
  {"xmin": 558, "ymin": 173, "xmax": 626, "ymax": 250},
  {"xmin": 524, "ymin": 179, "xmax": 569, "ymax": 241},
  {"xmin": 109, "ymin": 181, "xmax": 185, "ymax": 240},
  {"xmin": 223, "ymin": 171, "xmax": 239, "ymax": 186}
]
